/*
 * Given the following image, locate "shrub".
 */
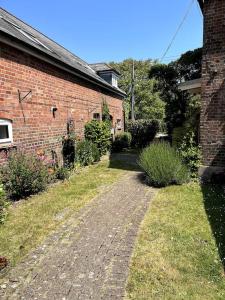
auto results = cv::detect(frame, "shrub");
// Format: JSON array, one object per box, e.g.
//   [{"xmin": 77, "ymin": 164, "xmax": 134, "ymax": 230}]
[
  {"xmin": 139, "ymin": 142, "xmax": 190, "ymax": 187},
  {"xmin": 127, "ymin": 119, "xmax": 160, "ymax": 148},
  {"xmin": 172, "ymin": 126, "xmax": 186, "ymax": 148},
  {"xmin": 91, "ymin": 143, "xmax": 101, "ymax": 162},
  {"xmin": 55, "ymin": 166, "xmax": 70, "ymax": 181},
  {"xmin": 0, "ymin": 151, "xmax": 49, "ymax": 200},
  {"xmin": 85, "ymin": 120, "xmax": 111, "ymax": 156},
  {"xmin": 76, "ymin": 140, "xmax": 94, "ymax": 166},
  {"xmin": 62, "ymin": 134, "xmax": 75, "ymax": 167},
  {"xmin": 179, "ymin": 132, "xmax": 201, "ymax": 177},
  {"xmin": 112, "ymin": 132, "xmax": 132, "ymax": 152},
  {"xmin": 0, "ymin": 184, "xmax": 8, "ymax": 224}
]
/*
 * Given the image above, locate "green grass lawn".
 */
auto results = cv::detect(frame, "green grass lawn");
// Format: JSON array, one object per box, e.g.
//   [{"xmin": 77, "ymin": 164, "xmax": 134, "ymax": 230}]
[
  {"xmin": 0, "ymin": 159, "xmax": 125, "ymax": 267},
  {"xmin": 126, "ymin": 183, "xmax": 225, "ymax": 300}
]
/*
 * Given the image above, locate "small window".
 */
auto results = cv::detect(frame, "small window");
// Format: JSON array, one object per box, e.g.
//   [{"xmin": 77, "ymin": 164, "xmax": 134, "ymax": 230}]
[
  {"xmin": 93, "ymin": 113, "xmax": 100, "ymax": 121},
  {"xmin": 116, "ymin": 119, "xmax": 122, "ymax": 130},
  {"xmin": 112, "ymin": 74, "xmax": 118, "ymax": 88},
  {"xmin": 0, "ymin": 119, "xmax": 13, "ymax": 144}
]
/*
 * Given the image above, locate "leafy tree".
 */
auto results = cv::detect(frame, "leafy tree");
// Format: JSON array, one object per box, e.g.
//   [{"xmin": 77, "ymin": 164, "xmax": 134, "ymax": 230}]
[
  {"xmin": 149, "ymin": 63, "xmax": 185, "ymax": 132},
  {"xmin": 110, "ymin": 59, "xmax": 165, "ymax": 122},
  {"xmin": 148, "ymin": 48, "xmax": 202, "ymax": 132},
  {"xmin": 173, "ymin": 47, "xmax": 202, "ymax": 81},
  {"xmin": 109, "ymin": 48, "xmax": 202, "ymax": 133}
]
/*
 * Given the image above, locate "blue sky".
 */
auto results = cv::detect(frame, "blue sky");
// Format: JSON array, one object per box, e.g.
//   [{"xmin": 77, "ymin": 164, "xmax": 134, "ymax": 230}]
[{"xmin": 0, "ymin": 0, "xmax": 203, "ymax": 63}]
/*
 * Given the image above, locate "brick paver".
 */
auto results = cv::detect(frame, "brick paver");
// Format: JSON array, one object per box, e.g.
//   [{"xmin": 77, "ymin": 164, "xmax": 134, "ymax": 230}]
[{"xmin": 0, "ymin": 171, "xmax": 154, "ymax": 300}]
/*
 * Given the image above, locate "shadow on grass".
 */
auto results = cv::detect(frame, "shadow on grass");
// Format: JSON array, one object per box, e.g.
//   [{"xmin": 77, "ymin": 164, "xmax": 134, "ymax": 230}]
[
  {"xmin": 108, "ymin": 152, "xmax": 141, "ymax": 172},
  {"xmin": 202, "ymin": 184, "xmax": 225, "ymax": 271}
]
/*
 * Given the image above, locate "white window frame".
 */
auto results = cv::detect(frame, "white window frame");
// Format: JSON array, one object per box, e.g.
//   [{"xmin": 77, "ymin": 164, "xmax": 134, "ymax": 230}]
[
  {"xmin": 0, "ymin": 119, "xmax": 13, "ymax": 144},
  {"xmin": 112, "ymin": 73, "xmax": 118, "ymax": 88}
]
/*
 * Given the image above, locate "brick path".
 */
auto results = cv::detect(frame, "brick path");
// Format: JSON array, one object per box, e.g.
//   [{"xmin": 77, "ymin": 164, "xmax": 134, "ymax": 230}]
[{"xmin": 0, "ymin": 171, "xmax": 154, "ymax": 300}]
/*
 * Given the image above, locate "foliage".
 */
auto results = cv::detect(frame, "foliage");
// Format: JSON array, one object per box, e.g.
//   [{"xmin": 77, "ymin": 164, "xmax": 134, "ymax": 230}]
[
  {"xmin": 75, "ymin": 140, "xmax": 100, "ymax": 166},
  {"xmin": 76, "ymin": 140, "xmax": 95, "ymax": 166},
  {"xmin": 174, "ymin": 47, "xmax": 202, "ymax": 81},
  {"xmin": 85, "ymin": 120, "xmax": 111, "ymax": 156},
  {"xmin": 179, "ymin": 132, "xmax": 202, "ymax": 177},
  {"xmin": 55, "ymin": 166, "xmax": 70, "ymax": 181},
  {"xmin": 110, "ymin": 59, "xmax": 165, "ymax": 122},
  {"xmin": 62, "ymin": 134, "xmax": 75, "ymax": 168},
  {"xmin": 149, "ymin": 48, "xmax": 202, "ymax": 132},
  {"xmin": 149, "ymin": 63, "xmax": 185, "ymax": 132},
  {"xmin": 102, "ymin": 99, "xmax": 111, "ymax": 124},
  {"xmin": 134, "ymin": 79, "xmax": 165, "ymax": 120},
  {"xmin": 0, "ymin": 184, "xmax": 8, "ymax": 224},
  {"xmin": 127, "ymin": 119, "xmax": 160, "ymax": 148},
  {"xmin": 112, "ymin": 132, "xmax": 132, "ymax": 152},
  {"xmin": 0, "ymin": 151, "xmax": 49, "ymax": 200},
  {"xmin": 172, "ymin": 126, "xmax": 187, "ymax": 148},
  {"xmin": 172, "ymin": 93, "xmax": 201, "ymax": 148},
  {"xmin": 91, "ymin": 142, "xmax": 101, "ymax": 162},
  {"xmin": 139, "ymin": 142, "xmax": 190, "ymax": 187},
  {"xmin": 185, "ymin": 94, "xmax": 201, "ymax": 139}
]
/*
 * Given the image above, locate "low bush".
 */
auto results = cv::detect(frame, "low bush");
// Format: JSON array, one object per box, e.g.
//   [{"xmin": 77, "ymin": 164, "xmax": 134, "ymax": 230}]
[
  {"xmin": 179, "ymin": 132, "xmax": 201, "ymax": 177},
  {"xmin": 55, "ymin": 166, "xmax": 70, "ymax": 181},
  {"xmin": 172, "ymin": 126, "xmax": 186, "ymax": 148},
  {"xmin": 127, "ymin": 119, "xmax": 160, "ymax": 148},
  {"xmin": 139, "ymin": 142, "xmax": 190, "ymax": 187},
  {"xmin": 0, "ymin": 150, "xmax": 49, "ymax": 200},
  {"xmin": 76, "ymin": 140, "xmax": 98, "ymax": 166},
  {"xmin": 84, "ymin": 120, "xmax": 111, "ymax": 156},
  {"xmin": 91, "ymin": 143, "xmax": 101, "ymax": 162},
  {"xmin": 0, "ymin": 184, "xmax": 8, "ymax": 224},
  {"xmin": 112, "ymin": 132, "xmax": 132, "ymax": 152}
]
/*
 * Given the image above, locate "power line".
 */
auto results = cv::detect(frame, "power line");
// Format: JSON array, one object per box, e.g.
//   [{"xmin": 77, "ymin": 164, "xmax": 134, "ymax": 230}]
[{"xmin": 160, "ymin": 0, "xmax": 195, "ymax": 63}]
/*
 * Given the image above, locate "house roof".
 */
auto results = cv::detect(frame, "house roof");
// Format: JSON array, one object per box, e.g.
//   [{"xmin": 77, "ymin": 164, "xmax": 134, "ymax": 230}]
[
  {"xmin": 90, "ymin": 63, "xmax": 121, "ymax": 76},
  {"xmin": 0, "ymin": 8, "xmax": 126, "ymax": 97},
  {"xmin": 178, "ymin": 78, "xmax": 201, "ymax": 91},
  {"xmin": 197, "ymin": 0, "xmax": 204, "ymax": 11}
]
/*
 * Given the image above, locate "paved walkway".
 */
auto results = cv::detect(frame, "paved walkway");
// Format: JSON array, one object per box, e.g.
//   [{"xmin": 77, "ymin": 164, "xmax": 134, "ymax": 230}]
[{"xmin": 0, "ymin": 171, "xmax": 155, "ymax": 300}]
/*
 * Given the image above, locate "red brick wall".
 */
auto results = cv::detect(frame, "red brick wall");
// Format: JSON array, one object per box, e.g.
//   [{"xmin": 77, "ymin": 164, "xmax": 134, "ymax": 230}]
[
  {"xmin": 200, "ymin": 0, "xmax": 225, "ymax": 167},
  {"xmin": 0, "ymin": 42, "xmax": 124, "ymax": 163}
]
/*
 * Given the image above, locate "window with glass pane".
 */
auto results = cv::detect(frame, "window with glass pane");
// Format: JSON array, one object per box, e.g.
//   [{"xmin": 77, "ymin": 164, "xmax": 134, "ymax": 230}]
[
  {"xmin": 0, "ymin": 125, "xmax": 9, "ymax": 139},
  {"xmin": 93, "ymin": 113, "xmax": 100, "ymax": 120}
]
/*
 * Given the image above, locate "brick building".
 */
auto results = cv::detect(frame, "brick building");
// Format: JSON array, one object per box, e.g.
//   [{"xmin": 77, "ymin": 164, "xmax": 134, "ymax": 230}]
[
  {"xmin": 0, "ymin": 8, "xmax": 125, "ymax": 163},
  {"xmin": 198, "ymin": 0, "xmax": 225, "ymax": 176}
]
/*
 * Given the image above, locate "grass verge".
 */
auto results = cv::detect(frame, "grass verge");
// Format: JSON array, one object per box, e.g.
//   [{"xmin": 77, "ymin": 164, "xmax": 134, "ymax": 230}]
[
  {"xmin": 126, "ymin": 183, "xmax": 225, "ymax": 299},
  {"xmin": 0, "ymin": 159, "xmax": 125, "ymax": 267}
]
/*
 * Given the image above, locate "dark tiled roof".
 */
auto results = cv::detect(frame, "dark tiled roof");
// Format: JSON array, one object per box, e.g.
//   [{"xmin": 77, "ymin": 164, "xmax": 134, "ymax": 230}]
[
  {"xmin": 197, "ymin": 0, "xmax": 203, "ymax": 11},
  {"xmin": 0, "ymin": 8, "xmax": 125, "ymax": 97},
  {"xmin": 90, "ymin": 63, "xmax": 121, "ymax": 75},
  {"xmin": 178, "ymin": 78, "xmax": 201, "ymax": 91}
]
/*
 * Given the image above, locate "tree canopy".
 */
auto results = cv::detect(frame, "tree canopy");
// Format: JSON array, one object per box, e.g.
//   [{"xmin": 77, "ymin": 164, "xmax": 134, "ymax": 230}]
[
  {"xmin": 110, "ymin": 59, "xmax": 165, "ymax": 123},
  {"xmin": 109, "ymin": 48, "xmax": 202, "ymax": 132}
]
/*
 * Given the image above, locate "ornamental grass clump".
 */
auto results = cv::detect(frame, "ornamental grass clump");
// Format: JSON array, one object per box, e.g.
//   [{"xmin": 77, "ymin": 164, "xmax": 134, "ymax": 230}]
[{"xmin": 139, "ymin": 142, "xmax": 190, "ymax": 187}]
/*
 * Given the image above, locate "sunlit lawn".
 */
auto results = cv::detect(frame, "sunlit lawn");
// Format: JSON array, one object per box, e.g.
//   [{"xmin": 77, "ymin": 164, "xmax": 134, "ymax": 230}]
[
  {"xmin": 126, "ymin": 183, "xmax": 225, "ymax": 300},
  {"xmin": 0, "ymin": 160, "xmax": 125, "ymax": 267}
]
